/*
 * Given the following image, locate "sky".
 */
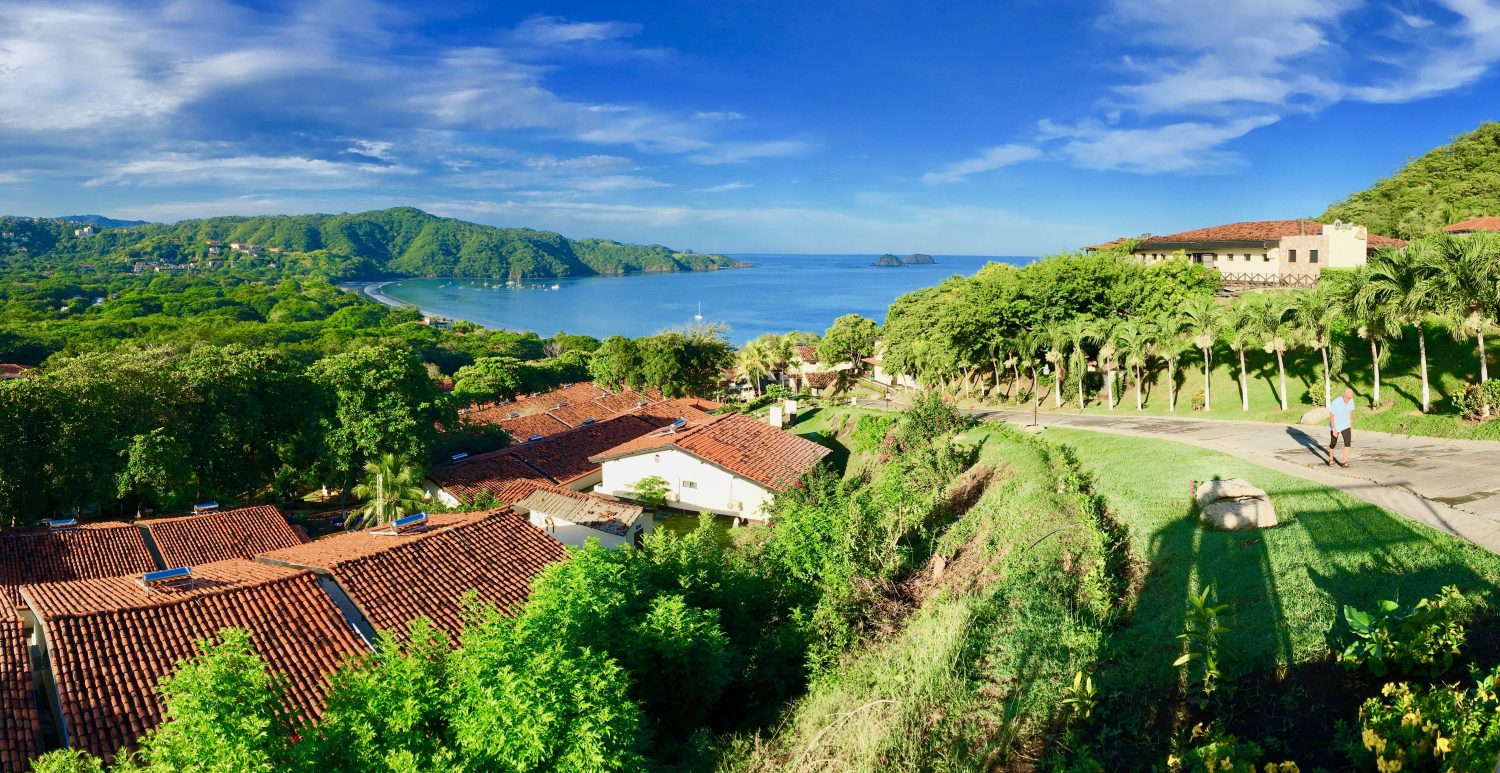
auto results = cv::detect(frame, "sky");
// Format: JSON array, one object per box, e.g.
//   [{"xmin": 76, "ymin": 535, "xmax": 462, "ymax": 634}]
[{"xmin": 1, "ymin": 0, "xmax": 1498, "ymax": 255}]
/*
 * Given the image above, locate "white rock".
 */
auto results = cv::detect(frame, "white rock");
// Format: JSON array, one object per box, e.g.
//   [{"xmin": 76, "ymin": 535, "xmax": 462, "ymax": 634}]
[{"xmin": 1196, "ymin": 478, "xmax": 1278, "ymax": 530}]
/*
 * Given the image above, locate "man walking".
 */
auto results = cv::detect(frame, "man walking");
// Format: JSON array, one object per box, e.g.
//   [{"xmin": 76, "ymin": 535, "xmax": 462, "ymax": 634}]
[{"xmin": 1327, "ymin": 388, "xmax": 1356, "ymax": 468}]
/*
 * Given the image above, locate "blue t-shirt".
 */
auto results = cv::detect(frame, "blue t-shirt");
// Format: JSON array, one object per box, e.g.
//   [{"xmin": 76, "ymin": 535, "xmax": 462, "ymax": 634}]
[{"xmin": 1329, "ymin": 397, "xmax": 1354, "ymax": 431}]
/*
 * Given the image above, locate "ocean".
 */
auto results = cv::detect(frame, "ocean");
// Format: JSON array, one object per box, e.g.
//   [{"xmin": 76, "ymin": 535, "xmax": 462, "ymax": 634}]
[{"xmin": 377, "ymin": 253, "xmax": 1030, "ymax": 343}]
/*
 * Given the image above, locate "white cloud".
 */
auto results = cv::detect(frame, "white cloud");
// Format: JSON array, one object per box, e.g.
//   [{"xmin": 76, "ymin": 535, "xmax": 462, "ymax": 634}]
[
  {"xmin": 1036, "ymin": 116, "xmax": 1278, "ymax": 173},
  {"xmin": 511, "ymin": 16, "xmax": 642, "ymax": 45},
  {"xmin": 695, "ymin": 111, "xmax": 745, "ymax": 121},
  {"xmin": 921, "ymin": 144, "xmax": 1042, "ymax": 184},
  {"xmin": 702, "ymin": 182, "xmax": 752, "ymax": 192},
  {"xmin": 83, "ymin": 152, "xmax": 417, "ymax": 188},
  {"xmin": 687, "ymin": 140, "xmax": 808, "ymax": 164},
  {"xmin": 1347, "ymin": 0, "xmax": 1500, "ymax": 102}
]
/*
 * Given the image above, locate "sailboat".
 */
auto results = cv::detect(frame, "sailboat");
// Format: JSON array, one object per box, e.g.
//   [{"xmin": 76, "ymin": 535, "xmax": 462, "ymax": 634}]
[{"xmin": 694, "ymin": 302, "xmax": 703, "ymax": 322}]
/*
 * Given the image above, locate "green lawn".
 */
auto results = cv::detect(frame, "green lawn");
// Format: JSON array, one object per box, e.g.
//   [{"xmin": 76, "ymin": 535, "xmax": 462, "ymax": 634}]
[
  {"xmin": 967, "ymin": 323, "xmax": 1500, "ymax": 440},
  {"xmin": 1045, "ymin": 426, "xmax": 1500, "ymax": 761}
]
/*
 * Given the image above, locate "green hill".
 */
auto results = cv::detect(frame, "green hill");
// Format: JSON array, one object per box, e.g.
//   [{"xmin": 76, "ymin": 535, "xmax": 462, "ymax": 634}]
[
  {"xmin": 1322, "ymin": 121, "xmax": 1500, "ymax": 238},
  {"xmin": 1, "ymin": 207, "xmax": 740, "ymax": 280}
]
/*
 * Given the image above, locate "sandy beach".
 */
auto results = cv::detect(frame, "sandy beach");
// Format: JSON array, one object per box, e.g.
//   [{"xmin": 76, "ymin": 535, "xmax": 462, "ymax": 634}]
[{"xmin": 338, "ymin": 280, "xmax": 413, "ymax": 309}]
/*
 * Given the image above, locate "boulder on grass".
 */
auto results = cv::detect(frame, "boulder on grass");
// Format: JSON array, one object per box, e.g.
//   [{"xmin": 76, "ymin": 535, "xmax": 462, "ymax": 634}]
[
  {"xmin": 1299, "ymin": 406, "xmax": 1331, "ymax": 426},
  {"xmin": 1196, "ymin": 478, "xmax": 1278, "ymax": 530}
]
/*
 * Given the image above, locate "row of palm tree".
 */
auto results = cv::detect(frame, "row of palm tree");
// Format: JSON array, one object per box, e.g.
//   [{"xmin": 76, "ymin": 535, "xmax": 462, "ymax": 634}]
[
  {"xmin": 987, "ymin": 232, "xmax": 1499, "ymax": 417},
  {"xmin": 733, "ymin": 331, "xmax": 821, "ymax": 395}
]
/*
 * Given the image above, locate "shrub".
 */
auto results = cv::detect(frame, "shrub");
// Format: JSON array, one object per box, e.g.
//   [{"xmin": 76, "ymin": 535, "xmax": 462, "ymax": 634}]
[
  {"xmin": 1356, "ymin": 666, "xmax": 1500, "ymax": 773},
  {"xmin": 851, "ymin": 414, "xmax": 896, "ymax": 452},
  {"xmin": 896, "ymin": 391, "xmax": 973, "ymax": 449},
  {"xmin": 1339, "ymin": 585, "xmax": 1471, "ymax": 678},
  {"xmin": 1301, "ymin": 385, "xmax": 1326, "ymax": 408},
  {"xmin": 1190, "ymin": 388, "xmax": 1207, "ymax": 411},
  {"xmin": 1452, "ymin": 380, "xmax": 1500, "ymax": 421},
  {"xmin": 1167, "ymin": 724, "xmax": 1299, "ymax": 773}
]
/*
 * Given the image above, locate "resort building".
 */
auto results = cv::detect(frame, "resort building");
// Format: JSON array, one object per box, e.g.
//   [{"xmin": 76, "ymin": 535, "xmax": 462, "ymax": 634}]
[
  {"xmin": 1131, "ymin": 219, "xmax": 1405, "ymax": 287},
  {"xmin": 506, "ymin": 481, "xmax": 650, "ymax": 549},
  {"xmin": 589, "ymin": 413, "xmax": 831, "ymax": 521},
  {"xmin": 1443, "ymin": 216, "xmax": 1500, "ymax": 234}
]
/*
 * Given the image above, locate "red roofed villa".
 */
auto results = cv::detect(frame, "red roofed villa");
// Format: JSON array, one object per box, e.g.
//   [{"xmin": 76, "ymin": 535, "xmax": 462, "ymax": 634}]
[
  {"xmin": 590, "ymin": 413, "xmax": 831, "ymax": 521},
  {"xmin": 1442, "ymin": 216, "xmax": 1500, "ymax": 234},
  {"xmin": 1132, "ymin": 219, "xmax": 1404, "ymax": 286}
]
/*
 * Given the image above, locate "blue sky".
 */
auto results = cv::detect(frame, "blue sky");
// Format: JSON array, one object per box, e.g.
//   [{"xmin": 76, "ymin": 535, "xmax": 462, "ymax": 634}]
[{"xmin": 1, "ymin": 0, "xmax": 1497, "ymax": 255}]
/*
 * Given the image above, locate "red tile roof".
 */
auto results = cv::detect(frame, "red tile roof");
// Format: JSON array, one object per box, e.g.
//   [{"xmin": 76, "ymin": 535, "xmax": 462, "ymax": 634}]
[
  {"xmin": 1443, "ymin": 216, "xmax": 1500, "ymax": 233},
  {"xmin": 592, "ymin": 390, "xmax": 653, "ymax": 415},
  {"xmin": 507, "ymin": 414, "xmax": 661, "ymax": 484},
  {"xmin": 1138, "ymin": 219, "xmax": 1405, "ymax": 248},
  {"xmin": 141, "ymin": 505, "xmax": 306, "ymax": 568},
  {"xmin": 630, "ymin": 397, "xmax": 718, "ymax": 425},
  {"xmin": 803, "ymin": 371, "xmax": 837, "ymax": 389},
  {"xmin": 497, "ymin": 412, "xmax": 571, "ymax": 441},
  {"xmin": 0, "ymin": 618, "xmax": 39, "ymax": 773},
  {"xmin": 21, "ymin": 560, "xmax": 366, "ymax": 759},
  {"xmin": 1082, "ymin": 237, "xmax": 1128, "ymax": 251},
  {"xmin": 796, "ymin": 345, "xmax": 819, "ymax": 364},
  {"xmin": 1366, "ymin": 233, "xmax": 1407, "ymax": 248},
  {"xmin": 591, "ymin": 413, "xmax": 831, "ymax": 490},
  {"xmin": 256, "ymin": 510, "xmax": 566, "ymax": 639},
  {"xmin": 0, "ymin": 524, "xmax": 158, "ymax": 610},
  {"xmin": 429, "ymin": 452, "xmax": 551, "ymax": 505},
  {"xmin": 0, "ymin": 364, "xmax": 34, "ymax": 379},
  {"xmin": 548, "ymin": 401, "xmax": 607, "ymax": 427}
]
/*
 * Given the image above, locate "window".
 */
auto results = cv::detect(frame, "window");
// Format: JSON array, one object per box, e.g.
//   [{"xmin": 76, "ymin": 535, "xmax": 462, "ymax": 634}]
[
  {"xmin": 1244, "ymin": 254, "xmax": 1251, "ymax": 261},
  {"xmin": 652, "ymin": 454, "xmax": 659, "ymax": 463},
  {"xmin": 1288, "ymin": 249, "xmax": 1297, "ymax": 263},
  {"xmin": 681, "ymin": 480, "xmax": 698, "ymax": 489},
  {"xmin": 1263, "ymin": 253, "xmax": 1270, "ymax": 262},
  {"xmin": 1310, "ymin": 249, "xmax": 1319, "ymax": 263}
]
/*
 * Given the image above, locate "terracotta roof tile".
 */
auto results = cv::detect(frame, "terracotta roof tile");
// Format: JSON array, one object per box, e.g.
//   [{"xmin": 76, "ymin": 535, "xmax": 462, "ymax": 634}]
[
  {"xmin": 629, "ymin": 397, "xmax": 718, "ymax": 425},
  {"xmin": 803, "ymin": 371, "xmax": 837, "ymax": 389},
  {"xmin": 1082, "ymin": 237, "xmax": 1128, "ymax": 251},
  {"xmin": 796, "ymin": 346, "xmax": 819, "ymax": 364},
  {"xmin": 547, "ymin": 401, "xmax": 607, "ymax": 427},
  {"xmin": 0, "ymin": 364, "xmax": 34, "ymax": 380},
  {"xmin": 0, "ymin": 524, "xmax": 158, "ymax": 610},
  {"xmin": 429, "ymin": 453, "xmax": 551, "ymax": 505},
  {"xmin": 591, "ymin": 413, "xmax": 830, "ymax": 490},
  {"xmin": 1443, "ymin": 216, "xmax": 1500, "ymax": 233},
  {"xmin": 592, "ymin": 390, "xmax": 654, "ymax": 415},
  {"xmin": 256, "ymin": 511, "xmax": 566, "ymax": 639},
  {"xmin": 497, "ymin": 412, "xmax": 571, "ymax": 441},
  {"xmin": 0, "ymin": 618, "xmax": 39, "ymax": 773},
  {"xmin": 507, "ymin": 414, "xmax": 661, "ymax": 484},
  {"xmin": 141, "ymin": 506, "xmax": 306, "ymax": 568},
  {"xmin": 21, "ymin": 560, "xmax": 366, "ymax": 759}
]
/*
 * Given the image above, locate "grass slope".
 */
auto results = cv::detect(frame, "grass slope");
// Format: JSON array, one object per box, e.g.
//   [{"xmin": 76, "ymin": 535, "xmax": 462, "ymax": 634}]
[
  {"xmin": 972, "ymin": 322, "xmax": 1499, "ymax": 440},
  {"xmin": 1048, "ymin": 427, "xmax": 1500, "ymax": 764}
]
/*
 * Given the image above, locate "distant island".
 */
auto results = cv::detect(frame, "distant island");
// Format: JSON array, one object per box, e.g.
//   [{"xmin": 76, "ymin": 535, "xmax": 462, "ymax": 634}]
[
  {"xmin": 874, "ymin": 253, "xmax": 936, "ymax": 267},
  {"xmin": 0, "ymin": 206, "xmax": 746, "ymax": 281}
]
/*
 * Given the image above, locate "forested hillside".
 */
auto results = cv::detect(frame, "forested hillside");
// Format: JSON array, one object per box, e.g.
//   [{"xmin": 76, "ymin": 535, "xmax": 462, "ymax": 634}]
[
  {"xmin": 1322, "ymin": 121, "xmax": 1500, "ymax": 238},
  {"xmin": 0, "ymin": 206, "xmax": 740, "ymax": 280}
]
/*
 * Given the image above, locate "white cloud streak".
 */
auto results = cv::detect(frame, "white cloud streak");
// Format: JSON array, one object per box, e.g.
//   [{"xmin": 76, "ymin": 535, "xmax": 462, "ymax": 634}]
[{"xmin": 921, "ymin": 144, "xmax": 1042, "ymax": 183}]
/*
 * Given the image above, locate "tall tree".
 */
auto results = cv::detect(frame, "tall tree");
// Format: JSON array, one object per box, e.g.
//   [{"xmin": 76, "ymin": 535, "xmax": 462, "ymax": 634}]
[
  {"xmin": 1092, "ymin": 319, "xmax": 1119, "ymax": 410},
  {"xmin": 308, "ymin": 344, "xmax": 445, "ymax": 494},
  {"xmin": 1063, "ymin": 317, "xmax": 1096, "ymax": 410},
  {"xmin": 1291, "ymin": 285, "xmax": 1344, "ymax": 408},
  {"xmin": 1345, "ymin": 268, "xmax": 1401, "ymax": 405},
  {"xmin": 1358, "ymin": 244, "xmax": 1438, "ymax": 412},
  {"xmin": 1422, "ymin": 232, "xmax": 1499, "ymax": 416},
  {"xmin": 1114, "ymin": 318, "xmax": 1156, "ymax": 411},
  {"xmin": 1155, "ymin": 312, "xmax": 1191, "ymax": 414},
  {"xmin": 818, "ymin": 314, "xmax": 881, "ymax": 371},
  {"xmin": 1181, "ymin": 298, "xmax": 1221, "ymax": 411},
  {"xmin": 1223, "ymin": 297, "xmax": 1257, "ymax": 412},
  {"xmin": 1247, "ymin": 293, "xmax": 1297, "ymax": 412},
  {"xmin": 349, "ymin": 453, "xmax": 428, "ymax": 528},
  {"xmin": 1045, "ymin": 327, "xmax": 1067, "ymax": 408}
]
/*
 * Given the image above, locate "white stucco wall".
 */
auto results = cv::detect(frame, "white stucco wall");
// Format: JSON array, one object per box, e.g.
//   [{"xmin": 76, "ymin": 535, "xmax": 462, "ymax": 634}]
[
  {"xmin": 522, "ymin": 509, "xmax": 650, "ymax": 549},
  {"xmin": 595, "ymin": 449, "xmax": 777, "ymax": 520}
]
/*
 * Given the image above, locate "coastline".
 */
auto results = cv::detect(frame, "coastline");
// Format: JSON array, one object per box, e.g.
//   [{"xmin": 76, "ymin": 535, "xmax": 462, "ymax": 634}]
[{"xmin": 339, "ymin": 280, "xmax": 413, "ymax": 309}]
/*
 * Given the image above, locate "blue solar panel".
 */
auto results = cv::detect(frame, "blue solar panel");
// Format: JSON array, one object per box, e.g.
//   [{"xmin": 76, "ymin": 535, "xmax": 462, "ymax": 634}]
[
  {"xmin": 143, "ymin": 566, "xmax": 193, "ymax": 584},
  {"xmin": 47, "ymin": 518, "xmax": 77, "ymax": 529},
  {"xmin": 193, "ymin": 501, "xmax": 219, "ymax": 513},
  {"xmin": 582, "ymin": 417, "xmax": 596, "ymax": 425},
  {"xmin": 527, "ymin": 434, "xmax": 543, "ymax": 442},
  {"xmin": 393, "ymin": 512, "xmax": 428, "ymax": 528},
  {"xmin": 451, "ymin": 452, "xmax": 469, "ymax": 461},
  {"xmin": 669, "ymin": 418, "xmax": 688, "ymax": 429}
]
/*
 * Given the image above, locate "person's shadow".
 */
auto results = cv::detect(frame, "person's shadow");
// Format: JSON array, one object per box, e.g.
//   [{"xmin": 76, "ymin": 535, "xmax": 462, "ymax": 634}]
[{"xmin": 1285, "ymin": 427, "xmax": 1329, "ymax": 464}]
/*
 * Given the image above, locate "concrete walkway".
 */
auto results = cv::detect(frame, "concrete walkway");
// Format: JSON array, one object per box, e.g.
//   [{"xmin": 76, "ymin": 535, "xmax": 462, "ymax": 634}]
[{"xmin": 963, "ymin": 407, "xmax": 1500, "ymax": 555}]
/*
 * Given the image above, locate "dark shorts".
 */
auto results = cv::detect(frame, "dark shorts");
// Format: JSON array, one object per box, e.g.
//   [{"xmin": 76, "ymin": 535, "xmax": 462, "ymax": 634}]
[{"xmin": 1330, "ymin": 428, "xmax": 1352, "ymax": 448}]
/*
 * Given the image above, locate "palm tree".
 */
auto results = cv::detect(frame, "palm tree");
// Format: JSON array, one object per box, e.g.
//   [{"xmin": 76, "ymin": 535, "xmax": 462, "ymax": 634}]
[
  {"xmin": 1014, "ymin": 329, "xmax": 1045, "ymax": 426},
  {"xmin": 1358, "ymin": 244, "xmax": 1438, "ymax": 412},
  {"xmin": 1246, "ymin": 292, "xmax": 1297, "ymax": 412},
  {"xmin": 1063, "ymin": 317, "xmax": 1095, "ymax": 410},
  {"xmin": 349, "ymin": 453, "xmax": 427, "ymax": 528},
  {"xmin": 1114, "ymin": 318, "xmax": 1156, "ymax": 411},
  {"xmin": 1045, "ymin": 326, "xmax": 1067, "ymax": 407},
  {"xmin": 1223, "ymin": 297, "xmax": 1257, "ymax": 412},
  {"xmin": 1346, "ymin": 268, "xmax": 1401, "ymax": 406},
  {"xmin": 1291, "ymin": 285, "xmax": 1344, "ymax": 408},
  {"xmin": 734, "ymin": 341, "xmax": 775, "ymax": 396},
  {"xmin": 1155, "ymin": 312, "xmax": 1191, "ymax": 413},
  {"xmin": 1093, "ymin": 319, "xmax": 1119, "ymax": 410},
  {"xmin": 1421, "ymin": 233, "xmax": 1499, "ymax": 416},
  {"xmin": 1181, "ymin": 298, "xmax": 1221, "ymax": 411}
]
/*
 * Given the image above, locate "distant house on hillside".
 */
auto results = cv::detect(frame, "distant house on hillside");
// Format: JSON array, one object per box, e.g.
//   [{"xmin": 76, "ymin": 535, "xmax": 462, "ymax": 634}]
[
  {"xmin": 589, "ymin": 413, "xmax": 830, "ymax": 522},
  {"xmin": 1132, "ymin": 219, "xmax": 1404, "ymax": 287},
  {"xmin": 0, "ymin": 364, "xmax": 35, "ymax": 380},
  {"xmin": 1442, "ymin": 216, "xmax": 1500, "ymax": 234},
  {"xmin": 1081, "ymin": 237, "xmax": 1129, "ymax": 252}
]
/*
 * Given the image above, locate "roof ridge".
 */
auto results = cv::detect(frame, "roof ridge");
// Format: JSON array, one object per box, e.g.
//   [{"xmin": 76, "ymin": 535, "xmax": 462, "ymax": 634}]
[{"xmin": 24, "ymin": 565, "xmax": 308, "ymax": 619}]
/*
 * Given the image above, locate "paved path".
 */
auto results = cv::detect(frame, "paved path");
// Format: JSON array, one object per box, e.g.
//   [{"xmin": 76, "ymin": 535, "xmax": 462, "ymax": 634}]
[
  {"xmin": 849, "ymin": 396, "xmax": 1500, "ymax": 554},
  {"xmin": 973, "ymin": 408, "xmax": 1500, "ymax": 554}
]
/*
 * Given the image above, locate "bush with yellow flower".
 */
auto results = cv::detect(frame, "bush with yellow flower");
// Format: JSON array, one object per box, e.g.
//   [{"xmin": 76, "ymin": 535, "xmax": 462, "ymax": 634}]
[{"xmin": 1357, "ymin": 665, "xmax": 1500, "ymax": 772}]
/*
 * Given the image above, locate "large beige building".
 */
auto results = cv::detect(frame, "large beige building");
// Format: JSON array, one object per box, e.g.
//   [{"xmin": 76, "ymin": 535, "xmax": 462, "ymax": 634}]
[{"xmin": 1132, "ymin": 219, "xmax": 1404, "ymax": 286}]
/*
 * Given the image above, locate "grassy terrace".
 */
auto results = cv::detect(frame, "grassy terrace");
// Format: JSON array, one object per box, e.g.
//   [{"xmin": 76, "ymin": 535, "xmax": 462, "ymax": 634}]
[
  {"xmin": 1046, "ymin": 426, "xmax": 1500, "ymax": 765},
  {"xmin": 957, "ymin": 322, "xmax": 1499, "ymax": 441}
]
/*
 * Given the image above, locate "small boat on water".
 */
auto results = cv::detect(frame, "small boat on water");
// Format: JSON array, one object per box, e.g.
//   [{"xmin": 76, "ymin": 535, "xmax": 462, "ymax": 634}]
[
  {"xmin": 694, "ymin": 302, "xmax": 704, "ymax": 321},
  {"xmin": 551, "ymin": 284, "xmax": 560, "ymax": 290}
]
